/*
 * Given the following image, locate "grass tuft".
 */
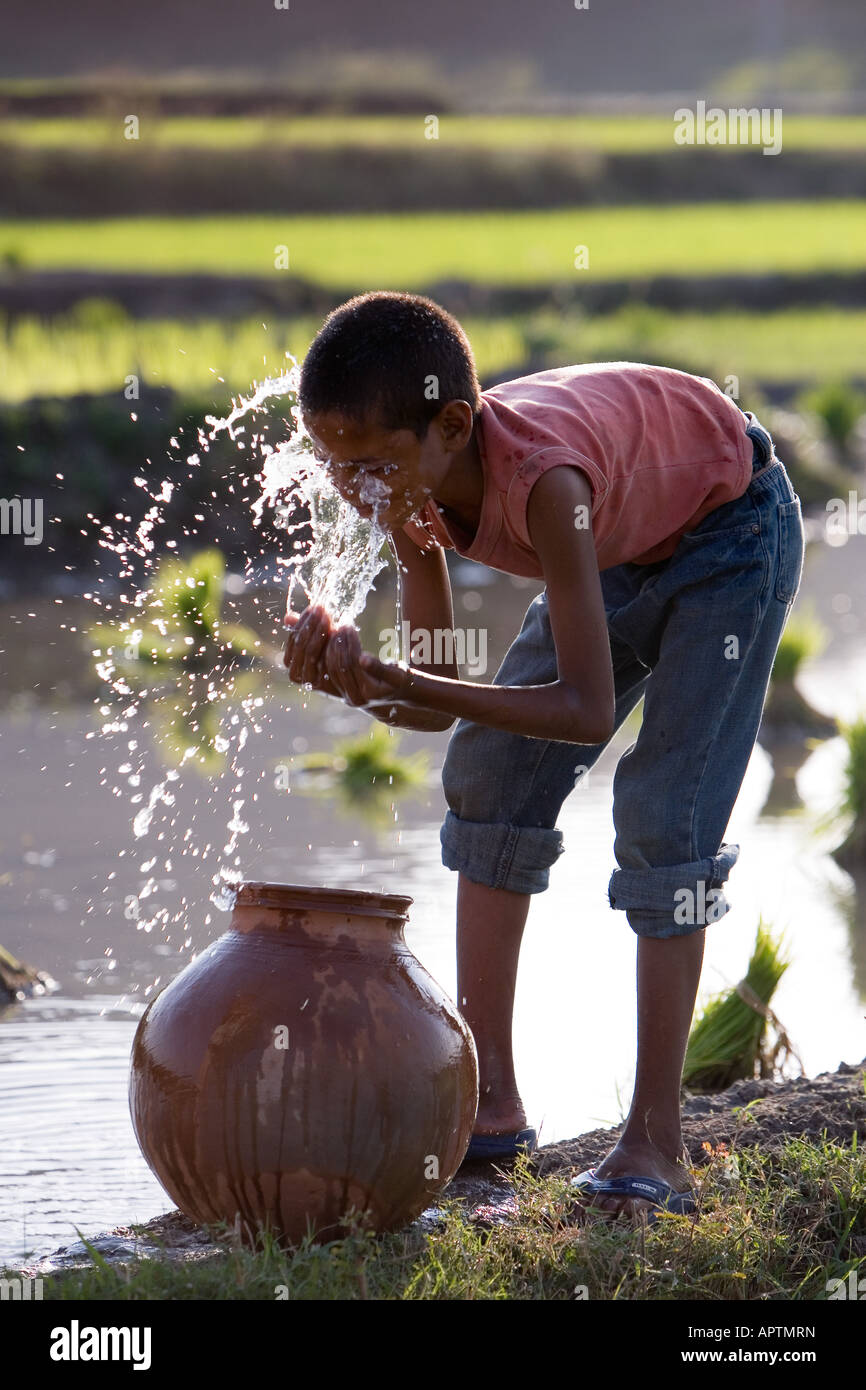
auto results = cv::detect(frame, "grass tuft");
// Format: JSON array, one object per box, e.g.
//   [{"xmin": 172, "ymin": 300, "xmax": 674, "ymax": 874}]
[
  {"xmin": 832, "ymin": 713, "xmax": 866, "ymax": 869},
  {"xmin": 15, "ymin": 1134, "xmax": 864, "ymax": 1301},
  {"xmin": 683, "ymin": 920, "xmax": 796, "ymax": 1092},
  {"xmin": 770, "ymin": 605, "xmax": 828, "ymax": 685}
]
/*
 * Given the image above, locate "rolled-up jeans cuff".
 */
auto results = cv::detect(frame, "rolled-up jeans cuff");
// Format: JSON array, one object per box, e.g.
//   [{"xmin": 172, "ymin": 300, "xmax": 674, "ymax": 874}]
[
  {"xmin": 440, "ymin": 810, "xmax": 564, "ymax": 893},
  {"xmin": 607, "ymin": 842, "xmax": 740, "ymax": 939}
]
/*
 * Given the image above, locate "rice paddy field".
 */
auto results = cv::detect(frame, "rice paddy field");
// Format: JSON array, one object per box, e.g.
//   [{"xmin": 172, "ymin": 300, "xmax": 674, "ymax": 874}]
[
  {"xmin": 2, "ymin": 306, "xmax": 865, "ymax": 403},
  {"xmin": 3, "ymin": 111, "xmax": 865, "ymax": 413},
  {"xmin": 1, "ymin": 112, "xmax": 865, "ymax": 151},
  {"xmin": 3, "ymin": 201, "xmax": 864, "ymax": 281},
  {"xmin": 3, "ymin": 115, "xmax": 865, "ymax": 519}
]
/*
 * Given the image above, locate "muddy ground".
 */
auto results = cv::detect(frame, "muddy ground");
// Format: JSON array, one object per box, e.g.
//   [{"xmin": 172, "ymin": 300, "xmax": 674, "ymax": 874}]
[
  {"xmin": 535, "ymin": 1056, "xmax": 866, "ymax": 1178},
  {"xmin": 24, "ymin": 1055, "xmax": 865, "ymax": 1276}
]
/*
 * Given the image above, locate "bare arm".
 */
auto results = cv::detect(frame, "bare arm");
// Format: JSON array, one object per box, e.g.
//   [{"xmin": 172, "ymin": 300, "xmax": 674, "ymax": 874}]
[
  {"xmin": 354, "ymin": 468, "xmax": 616, "ymax": 745},
  {"xmin": 327, "ymin": 525, "xmax": 458, "ymax": 733}
]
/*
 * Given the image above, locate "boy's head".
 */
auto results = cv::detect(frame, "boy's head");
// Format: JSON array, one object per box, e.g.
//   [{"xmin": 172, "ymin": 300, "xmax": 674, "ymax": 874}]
[{"xmin": 298, "ymin": 291, "xmax": 481, "ymax": 531}]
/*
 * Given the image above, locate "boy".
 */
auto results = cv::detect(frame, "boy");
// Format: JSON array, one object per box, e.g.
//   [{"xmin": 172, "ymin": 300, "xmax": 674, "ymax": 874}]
[{"xmin": 283, "ymin": 290, "xmax": 805, "ymax": 1220}]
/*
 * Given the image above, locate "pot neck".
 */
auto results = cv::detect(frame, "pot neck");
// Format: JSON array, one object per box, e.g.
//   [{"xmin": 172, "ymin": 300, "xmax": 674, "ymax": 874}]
[{"xmin": 230, "ymin": 882, "xmax": 412, "ymax": 949}]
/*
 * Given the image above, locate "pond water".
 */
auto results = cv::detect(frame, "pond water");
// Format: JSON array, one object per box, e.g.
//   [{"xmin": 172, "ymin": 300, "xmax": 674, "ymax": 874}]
[{"xmin": 1, "ymin": 531, "xmax": 865, "ymax": 1266}]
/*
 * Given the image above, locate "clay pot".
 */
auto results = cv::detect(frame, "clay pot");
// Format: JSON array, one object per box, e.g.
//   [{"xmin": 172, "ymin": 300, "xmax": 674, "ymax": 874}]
[{"xmin": 129, "ymin": 881, "xmax": 478, "ymax": 1246}]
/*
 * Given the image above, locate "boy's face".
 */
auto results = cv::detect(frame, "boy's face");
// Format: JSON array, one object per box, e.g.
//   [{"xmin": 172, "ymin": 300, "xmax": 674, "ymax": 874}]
[{"xmin": 303, "ymin": 402, "xmax": 471, "ymax": 533}]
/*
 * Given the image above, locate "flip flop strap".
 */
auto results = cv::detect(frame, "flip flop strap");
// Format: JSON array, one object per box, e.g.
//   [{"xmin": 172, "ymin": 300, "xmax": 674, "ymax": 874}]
[{"xmin": 588, "ymin": 1173, "xmax": 678, "ymax": 1203}]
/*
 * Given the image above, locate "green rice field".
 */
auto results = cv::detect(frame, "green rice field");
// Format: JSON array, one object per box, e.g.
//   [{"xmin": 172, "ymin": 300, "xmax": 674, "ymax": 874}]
[
  {"xmin": 2, "ymin": 202, "xmax": 864, "ymax": 283},
  {"xmin": 0, "ymin": 313, "xmax": 519, "ymax": 401},
  {"xmin": 2, "ymin": 306, "xmax": 863, "ymax": 403},
  {"xmin": 1, "ymin": 113, "xmax": 864, "ymax": 151}
]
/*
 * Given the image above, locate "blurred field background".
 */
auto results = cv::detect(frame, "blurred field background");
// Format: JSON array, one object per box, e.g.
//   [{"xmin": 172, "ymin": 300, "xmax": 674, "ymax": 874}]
[{"xmin": 2, "ymin": 3, "xmax": 866, "ymax": 581}]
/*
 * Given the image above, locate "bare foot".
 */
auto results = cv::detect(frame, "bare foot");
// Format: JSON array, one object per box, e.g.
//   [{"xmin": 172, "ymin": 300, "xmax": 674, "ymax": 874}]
[
  {"xmin": 473, "ymin": 1087, "xmax": 528, "ymax": 1137},
  {"xmin": 576, "ymin": 1137, "xmax": 694, "ymax": 1220}
]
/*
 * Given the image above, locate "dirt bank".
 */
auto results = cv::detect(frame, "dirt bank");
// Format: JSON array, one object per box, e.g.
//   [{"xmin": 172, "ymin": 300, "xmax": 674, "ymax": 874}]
[{"xmin": 532, "ymin": 1055, "xmax": 866, "ymax": 1180}]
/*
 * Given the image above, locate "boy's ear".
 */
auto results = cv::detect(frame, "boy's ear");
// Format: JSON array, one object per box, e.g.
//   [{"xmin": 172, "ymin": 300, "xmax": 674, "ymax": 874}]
[{"xmin": 437, "ymin": 398, "xmax": 474, "ymax": 448}]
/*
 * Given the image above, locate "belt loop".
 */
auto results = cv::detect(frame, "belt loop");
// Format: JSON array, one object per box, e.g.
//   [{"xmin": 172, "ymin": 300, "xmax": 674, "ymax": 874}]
[{"xmin": 744, "ymin": 411, "xmax": 773, "ymax": 471}]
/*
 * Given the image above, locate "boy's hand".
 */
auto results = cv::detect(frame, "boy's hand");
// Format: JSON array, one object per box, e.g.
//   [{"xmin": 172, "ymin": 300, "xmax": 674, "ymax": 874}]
[
  {"xmin": 283, "ymin": 604, "xmax": 343, "ymax": 695},
  {"xmin": 283, "ymin": 603, "xmax": 414, "ymax": 709},
  {"xmin": 323, "ymin": 624, "xmax": 364, "ymax": 703},
  {"xmin": 326, "ymin": 634, "xmax": 412, "ymax": 708}
]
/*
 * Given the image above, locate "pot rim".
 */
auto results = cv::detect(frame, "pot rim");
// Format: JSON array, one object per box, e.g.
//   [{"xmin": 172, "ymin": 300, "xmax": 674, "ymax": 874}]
[{"xmin": 235, "ymin": 880, "xmax": 413, "ymax": 919}]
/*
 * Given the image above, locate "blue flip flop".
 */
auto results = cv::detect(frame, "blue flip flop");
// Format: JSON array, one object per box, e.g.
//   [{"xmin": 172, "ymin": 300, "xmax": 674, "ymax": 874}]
[
  {"xmin": 461, "ymin": 1127, "xmax": 538, "ymax": 1163},
  {"xmin": 569, "ymin": 1167, "xmax": 697, "ymax": 1222}
]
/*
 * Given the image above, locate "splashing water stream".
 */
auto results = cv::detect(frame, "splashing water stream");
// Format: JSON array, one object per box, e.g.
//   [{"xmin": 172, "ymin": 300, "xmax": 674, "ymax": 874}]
[{"xmin": 85, "ymin": 358, "xmax": 400, "ymax": 986}]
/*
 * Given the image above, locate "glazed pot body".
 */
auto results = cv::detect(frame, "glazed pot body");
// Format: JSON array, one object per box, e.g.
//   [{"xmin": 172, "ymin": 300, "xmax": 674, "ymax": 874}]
[{"xmin": 129, "ymin": 882, "xmax": 478, "ymax": 1245}]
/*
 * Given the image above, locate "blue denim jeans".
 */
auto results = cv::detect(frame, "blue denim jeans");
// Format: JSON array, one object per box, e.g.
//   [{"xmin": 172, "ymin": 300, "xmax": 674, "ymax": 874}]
[{"xmin": 440, "ymin": 412, "xmax": 806, "ymax": 939}]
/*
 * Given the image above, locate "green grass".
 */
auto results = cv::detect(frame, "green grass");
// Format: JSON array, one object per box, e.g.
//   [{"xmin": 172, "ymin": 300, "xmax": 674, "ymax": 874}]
[
  {"xmin": 11, "ymin": 1135, "xmax": 866, "ymax": 1300},
  {"xmin": 2, "ymin": 113, "xmax": 865, "ymax": 151},
  {"xmin": 89, "ymin": 545, "xmax": 260, "ymax": 669},
  {"xmin": 771, "ymin": 606, "xmax": 829, "ymax": 685},
  {"xmin": 840, "ymin": 715, "xmax": 866, "ymax": 826},
  {"xmin": 3, "ymin": 304, "xmax": 865, "ymax": 403},
  {"xmin": 297, "ymin": 723, "xmax": 429, "ymax": 800},
  {"xmin": 798, "ymin": 380, "xmax": 866, "ymax": 451},
  {"xmin": 290, "ymin": 724, "xmax": 430, "ymax": 825},
  {"xmin": 517, "ymin": 305, "xmax": 866, "ymax": 386},
  {"xmin": 834, "ymin": 713, "xmax": 866, "ymax": 863},
  {"xmin": 2, "ymin": 202, "xmax": 865, "ymax": 283}
]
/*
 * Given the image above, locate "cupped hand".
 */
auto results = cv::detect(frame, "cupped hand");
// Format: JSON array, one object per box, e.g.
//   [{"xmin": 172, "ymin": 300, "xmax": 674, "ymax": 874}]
[
  {"xmin": 283, "ymin": 605, "xmax": 416, "ymax": 708},
  {"xmin": 283, "ymin": 604, "xmax": 340, "ymax": 692},
  {"xmin": 324, "ymin": 624, "xmax": 365, "ymax": 703},
  {"xmin": 327, "ymin": 634, "xmax": 413, "ymax": 708}
]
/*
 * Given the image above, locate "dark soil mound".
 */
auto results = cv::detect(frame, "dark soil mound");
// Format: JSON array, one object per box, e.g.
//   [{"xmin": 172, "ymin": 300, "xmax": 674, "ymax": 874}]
[{"xmin": 450, "ymin": 1056, "xmax": 866, "ymax": 1211}]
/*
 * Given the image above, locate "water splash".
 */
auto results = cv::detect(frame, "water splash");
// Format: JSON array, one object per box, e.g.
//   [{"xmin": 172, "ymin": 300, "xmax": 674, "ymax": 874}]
[
  {"xmin": 132, "ymin": 778, "xmax": 177, "ymax": 840},
  {"xmin": 233, "ymin": 367, "xmax": 390, "ymax": 625},
  {"xmin": 86, "ymin": 356, "xmax": 397, "ymax": 977}
]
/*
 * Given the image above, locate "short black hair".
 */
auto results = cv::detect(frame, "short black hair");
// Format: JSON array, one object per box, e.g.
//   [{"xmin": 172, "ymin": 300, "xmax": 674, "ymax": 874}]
[{"xmin": 298, "ymin": 290, "xmax": 482, "ymax": 441}]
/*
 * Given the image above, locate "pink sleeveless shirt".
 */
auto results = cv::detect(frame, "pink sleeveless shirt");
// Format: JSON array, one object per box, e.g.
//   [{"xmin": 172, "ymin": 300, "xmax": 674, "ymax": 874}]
[{"xmin": 402, "ymin": 362, "xmax": 754, "ymax": 575}]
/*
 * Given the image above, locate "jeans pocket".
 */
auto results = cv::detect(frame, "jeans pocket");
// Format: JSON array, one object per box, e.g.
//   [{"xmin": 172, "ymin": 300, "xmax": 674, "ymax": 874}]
[{"xmin": 775, "ymin": 498, "xmax": 805, "ymax": 604}]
